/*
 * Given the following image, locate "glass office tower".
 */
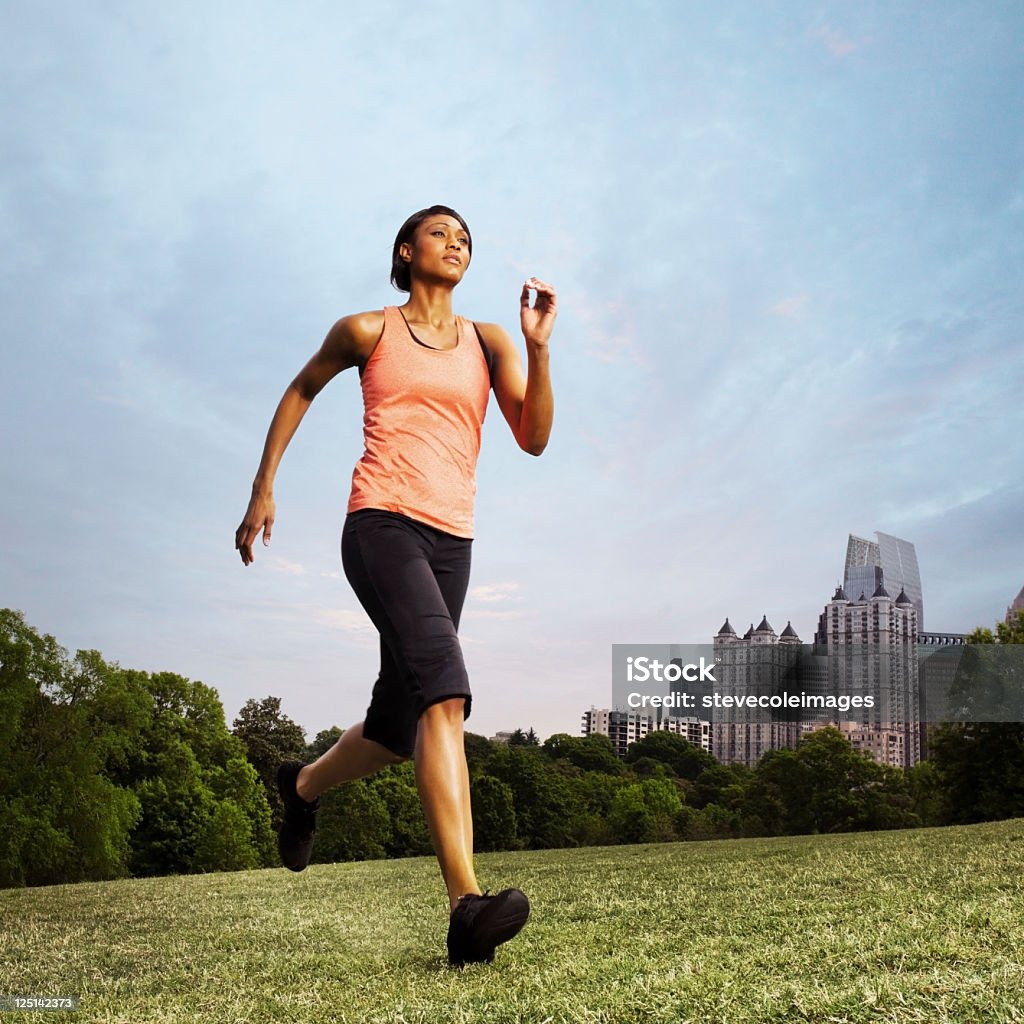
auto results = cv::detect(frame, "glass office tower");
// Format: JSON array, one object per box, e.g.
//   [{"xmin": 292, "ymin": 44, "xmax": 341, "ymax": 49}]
[{"xmin": 844, "ymin": 531, "xmax": 923, "ymax": 628}]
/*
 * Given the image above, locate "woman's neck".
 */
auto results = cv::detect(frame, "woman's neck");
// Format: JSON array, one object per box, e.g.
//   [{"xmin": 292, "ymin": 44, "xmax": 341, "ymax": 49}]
[{"xmin": 401, "ymin": 281, "xmax": 456, "ymax": 327}]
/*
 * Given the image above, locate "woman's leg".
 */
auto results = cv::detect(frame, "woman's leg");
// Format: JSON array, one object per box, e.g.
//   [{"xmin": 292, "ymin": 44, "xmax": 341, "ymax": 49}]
[
  {"xmin": 296, "ymin": 720, "xmax": 406, "ymax": 802},
  {"xmin": 340, "ymin": 511, "xmax": 477, "ymax": 899},
  {"xmin": 414, "ymin": 697, "xmax": 479, "ymax": 909},
  {"xmin": 337, "ymin": 512, "xmax": 529, "ymax": 962}
]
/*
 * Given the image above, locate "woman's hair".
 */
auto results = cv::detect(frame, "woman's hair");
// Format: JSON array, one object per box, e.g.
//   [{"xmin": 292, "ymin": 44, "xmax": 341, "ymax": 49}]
[{"xmin": 390, "ymin": 205, "xmax": 472, "ymax": 292}]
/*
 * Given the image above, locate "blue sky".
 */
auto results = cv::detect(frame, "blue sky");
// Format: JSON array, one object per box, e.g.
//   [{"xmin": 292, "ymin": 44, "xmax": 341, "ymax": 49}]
[{"xmin": 3, "ymin": 1, "xmax": 1022, "ymax": 744}]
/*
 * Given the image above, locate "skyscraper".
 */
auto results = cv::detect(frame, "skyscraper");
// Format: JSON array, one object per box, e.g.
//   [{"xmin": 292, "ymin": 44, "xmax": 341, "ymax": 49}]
[
  {"xmin": 712, "ymin": 616, "xmax": 803, "ymax": 766},
  {"xmin": 814, "ymin": 582, "xmax": 920, "ymax": 768},
  {"xmin": 844, "ymin": 531, "xmax": 923, "ymax": 627}
]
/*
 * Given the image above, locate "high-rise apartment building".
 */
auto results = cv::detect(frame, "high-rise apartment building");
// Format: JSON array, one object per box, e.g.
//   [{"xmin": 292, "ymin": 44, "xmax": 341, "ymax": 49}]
[
  {"xmin": 712, "ymin": 616, "xmax": 804, "ymax": 767},
  {"xmin": 814, "ymin": 582, "xmax": 920, "ymax": 768},
  {"xmin": 581, "ymin": 707, "xmax": 649, "ymax": 756},
  {"xmin": 844, "ymin": 532, "xmax": 923, "ymax": 627}
]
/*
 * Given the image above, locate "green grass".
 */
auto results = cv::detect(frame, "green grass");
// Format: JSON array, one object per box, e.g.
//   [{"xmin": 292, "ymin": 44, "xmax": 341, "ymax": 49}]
[{"xmin": 2, "ymin": 820, "xmax": 1023, "ymax": 1023}]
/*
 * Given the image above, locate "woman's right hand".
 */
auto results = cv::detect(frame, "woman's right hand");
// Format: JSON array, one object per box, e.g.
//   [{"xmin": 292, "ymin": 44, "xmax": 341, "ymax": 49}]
[{"xmin": 235, "ymin": 488, "xmax": 275, "ymax": 565}]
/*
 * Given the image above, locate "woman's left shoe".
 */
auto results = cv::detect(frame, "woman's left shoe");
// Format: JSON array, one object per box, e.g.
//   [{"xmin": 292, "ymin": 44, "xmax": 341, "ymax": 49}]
[
  {"xmin": 276, "ymin": 760, "xmax": 320, "ymax": 872},
  {"xmin": 447, "ymin": 888, "xmax": 531, "ymax": 966}
]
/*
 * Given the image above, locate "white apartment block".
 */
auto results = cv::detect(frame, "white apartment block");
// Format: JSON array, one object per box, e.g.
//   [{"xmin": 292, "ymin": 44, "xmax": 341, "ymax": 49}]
[{"xmin": 581, "ymin": 707, "xmax": 710, "ymax": 758}]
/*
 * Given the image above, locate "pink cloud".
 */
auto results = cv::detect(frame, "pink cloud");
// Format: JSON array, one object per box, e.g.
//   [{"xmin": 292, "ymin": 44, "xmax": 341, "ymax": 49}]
[
  {"xmin": 818, "ymin": 25, "xmax": 858, "ymax": 58},
  {"xmin": 769, "ymin": 294, "xmax": 809, "ymax": 318}
]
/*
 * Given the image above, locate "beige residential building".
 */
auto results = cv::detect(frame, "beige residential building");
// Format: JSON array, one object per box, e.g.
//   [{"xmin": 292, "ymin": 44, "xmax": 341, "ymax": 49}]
[
  {"xmin": 712, "ymin": 616, "xmax": 803, "ymax": 767},
  {"xmin": 813, "ymin": 582, "xmax": 920, "ymax": 769}
]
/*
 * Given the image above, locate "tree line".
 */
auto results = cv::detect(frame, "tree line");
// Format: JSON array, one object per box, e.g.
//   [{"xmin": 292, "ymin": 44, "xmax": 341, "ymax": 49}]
[{"xmin": 1, "ymin": 607, "xmax": 1022, "ymax": 889}]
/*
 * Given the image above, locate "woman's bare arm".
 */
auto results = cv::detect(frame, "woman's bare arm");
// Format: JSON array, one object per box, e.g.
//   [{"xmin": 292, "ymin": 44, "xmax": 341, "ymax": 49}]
[
  {"xmin": 234, "ymin": 311, "xmax": 382, "ymax": 564},
  {"xmin": 479, "ymin": 278, "xmax": 556, "ymax": 456}
]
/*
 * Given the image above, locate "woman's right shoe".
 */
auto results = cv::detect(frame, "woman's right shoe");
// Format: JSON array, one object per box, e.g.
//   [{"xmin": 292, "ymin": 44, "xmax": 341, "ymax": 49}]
[
  {"xmin": 447, "ymin": 888, "xmax": 531, "ymax": 966},
  {"xmin": 276, "ymin": 761, "xmax": 320, "ymax": 872}
]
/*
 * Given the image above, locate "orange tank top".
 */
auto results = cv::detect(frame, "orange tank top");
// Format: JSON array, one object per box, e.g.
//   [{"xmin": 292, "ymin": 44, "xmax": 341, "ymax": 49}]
[{"xmin": 347, "ymin": 305, "xmax": 491, "ymax": 538}]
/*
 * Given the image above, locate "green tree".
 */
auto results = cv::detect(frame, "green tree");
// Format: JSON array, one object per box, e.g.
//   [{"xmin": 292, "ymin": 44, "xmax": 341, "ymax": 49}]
[
  {"xmin": 471, "ymin": 774, "xmax": 518, "ymax": 851},
  {"xmin": 608, "ymin": 778, "xmax": 683, "ymax": 844},
  {"xmin": 543, "ymin": 733, "xmax": 624, "ymax": 775},
  {"xmin": 0, "ymin": 613, "xmax": 144, "ymax": 888},
  {"xmin": 684, "ymin": 801, "xmax": 742, "ymax": 840},
  {"xmin": 738, "ymin": 769, "xmax": 789, "ymax": 836},
  {"xmin": 371, "ymin": 762, "xmax": 433, "ymax": 858},
  {"xmin": 759, "ymin": 727, "xmax": 915, "ymax": 835},
  {"xmin": 485, "ymin": 744, "xmax": 579, "ymax": 848},
  {"xmin": 126, "ymin": 671, "xmax": 272, "ymax": 875},
  {"xmin": 562, "ymin": 770, "xmax": 626, "ymax": 846},
  {"xmin": 749, "ymin": 747, "xmax": 804, "ymax": 835},
  {"xmin": 201, "ymin": 753, "xmax": 275, "ymax": 869},
  {"xmin": 315, "ymin": 780, "xmax": 391, "ymax": 862},
  {"xmin": 929, "ymin": 720, "xmax": 1024, "ymax": 824},
  {"xmin": 690, "ymin": 763, "xmax": 749, "ymax": 810},
  {"xmin": 624, "ymin": 731, "xmax": 717, "ymax": 780},
  {"xmin": 307, "ymin": 726, "xmax": 343, "ymax": 760},
  {"xmin": 794, "ymin": 727, "xmax": 884, "ymax": 832},
  {"xmin": 232, "ymin": 696, "xmax": 307, "ymax": 799},
  {"xmin": 905, "ymin": 759, "xmax": 944, "ymax": 827},
  {"xmin": 464, "ymin": 732, "xmax": 495, "ymax": 775},
  {"xmin": 129, "ymin": 740, "xmax": 217, "ymax": 875},
  {"xmin": 629, "ymin": 756, "xmax": 675, "ymax": 780},
  {"xmin": 928, "ymin": 611, "xmax": 1024, "ymax": 825}
]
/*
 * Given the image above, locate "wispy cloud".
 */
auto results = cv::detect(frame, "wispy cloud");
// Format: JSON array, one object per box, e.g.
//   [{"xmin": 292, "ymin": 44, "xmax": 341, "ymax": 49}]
[
  {"xmin": 471, "ymin": 582, "xmax": 520, "ymax": 603},
  {"xmin": 769, "ymin": 294, "xmax": 809, "ymax": 318},
  {"xmin": 571, "ymin": 294, "xmax": 650, "ymax": 368},
  {"xmin": 310, "ymin": 607, "xmax": 376, "ymax": 635},
  {"xmin": 817, "ymin": 25, "xmax": 860, "ymax": 58},
  {"xmin": 267, "ymin": 557, "xmax": 308, "ymax": 577}
]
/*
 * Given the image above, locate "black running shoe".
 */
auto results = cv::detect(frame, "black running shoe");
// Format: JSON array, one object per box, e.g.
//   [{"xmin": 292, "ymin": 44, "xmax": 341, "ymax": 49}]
[
  {"xmin": 447, "ymin": 888, "xmax": 531, "ymax": 966},
  {"xmin": 276, "ymin": 761, "xmax": 319, "ymax": 872}
]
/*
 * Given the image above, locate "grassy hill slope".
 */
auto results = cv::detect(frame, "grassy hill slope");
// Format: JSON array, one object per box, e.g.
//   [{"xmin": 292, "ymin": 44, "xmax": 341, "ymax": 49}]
[{"xmin": 2, "ymin": 820, "xmax": 1023, "ymax": 1023}]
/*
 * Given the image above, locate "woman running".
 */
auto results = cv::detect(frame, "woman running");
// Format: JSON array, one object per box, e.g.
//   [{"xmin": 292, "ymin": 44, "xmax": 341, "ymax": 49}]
[{"xmin": 234, "ymin": 205, "xmax": 556, "ymax": 966}]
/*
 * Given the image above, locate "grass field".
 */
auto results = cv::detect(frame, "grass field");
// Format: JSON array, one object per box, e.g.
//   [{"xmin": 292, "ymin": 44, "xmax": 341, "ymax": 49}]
[{"xmin": 1, "ymin": 820, "xmax": 1023, "ymax": 1023}]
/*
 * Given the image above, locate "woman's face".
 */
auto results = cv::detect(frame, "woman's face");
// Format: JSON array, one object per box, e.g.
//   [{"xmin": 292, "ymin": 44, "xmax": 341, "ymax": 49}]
[{"xmin": 402, "ymin": 215, "xmax": 471, "ymax": 284}]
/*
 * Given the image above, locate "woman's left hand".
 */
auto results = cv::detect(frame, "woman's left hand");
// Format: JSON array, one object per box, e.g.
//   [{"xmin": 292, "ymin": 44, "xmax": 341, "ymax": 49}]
[{"xmin": 520, "ymin": 277, "xmax": 557, "ymax": 349}]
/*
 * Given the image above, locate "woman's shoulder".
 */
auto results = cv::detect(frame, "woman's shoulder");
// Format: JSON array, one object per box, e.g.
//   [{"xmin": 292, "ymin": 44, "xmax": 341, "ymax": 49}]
[
  {"xmin": 338, "ymin": 308, "xmax": 387, "ymax": 342},
  {"xmin": 325, "ymin": 309, "xmax": 387, "ymax": 361},
  {"xmin": 468, "ymin": 319, "xmax": 516, "ymax": 357},
  {"xmin": 466, "ymin": 319, "xmax": 512, "ymax": 344}
]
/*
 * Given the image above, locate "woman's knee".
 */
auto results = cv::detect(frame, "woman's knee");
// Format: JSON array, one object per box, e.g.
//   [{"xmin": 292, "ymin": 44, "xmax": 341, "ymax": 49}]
[{"xmin": 420, "ymin": 696, "xmax": 467, "ymax": 727}]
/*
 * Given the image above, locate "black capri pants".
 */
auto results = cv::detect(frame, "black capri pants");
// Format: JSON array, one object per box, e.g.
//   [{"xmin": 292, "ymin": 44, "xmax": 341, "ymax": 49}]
[{"xmin": 341, "ymin": 508, "xmax": 473, "ymax": 759}]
